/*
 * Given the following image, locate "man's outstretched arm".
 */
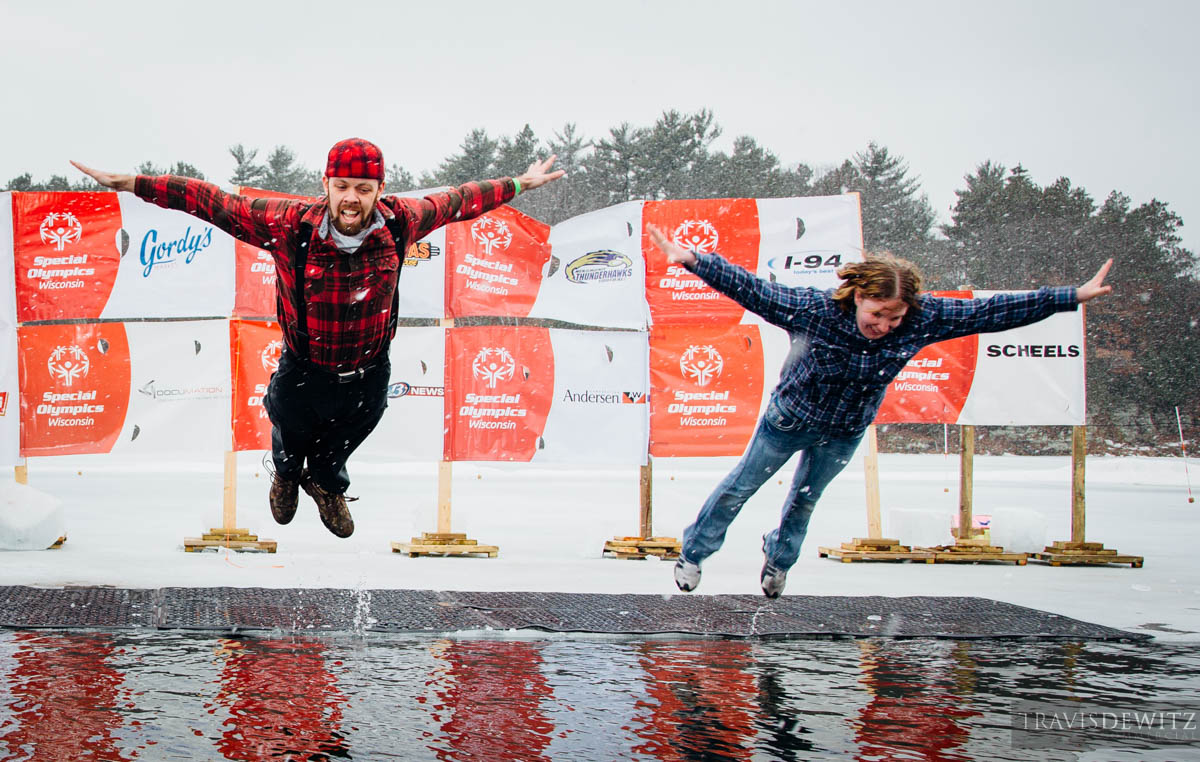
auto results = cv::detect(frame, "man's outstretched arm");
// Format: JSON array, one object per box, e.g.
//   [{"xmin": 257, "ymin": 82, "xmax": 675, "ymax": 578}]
[{"xmin": 70, "ymin": 160, "xmax": 135, "ymax": 192}]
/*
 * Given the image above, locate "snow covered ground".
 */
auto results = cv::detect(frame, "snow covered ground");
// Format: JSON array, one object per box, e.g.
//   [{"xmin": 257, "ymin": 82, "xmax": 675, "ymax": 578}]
[{"xmin": 1, "ymin": 449, "xmax": 1196, "ymax": 642}]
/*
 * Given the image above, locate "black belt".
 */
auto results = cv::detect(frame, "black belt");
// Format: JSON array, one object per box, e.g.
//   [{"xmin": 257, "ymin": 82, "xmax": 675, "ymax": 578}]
[{"xmin": 282, "ymin": 348, "xmax": 384, "ymax": 384}]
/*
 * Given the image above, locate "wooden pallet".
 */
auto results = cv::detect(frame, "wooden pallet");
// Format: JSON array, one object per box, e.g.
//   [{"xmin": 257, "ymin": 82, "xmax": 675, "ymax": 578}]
[
  {"xmin": 602, "ymin": 536, "xmax": 682, "ymax": 560},
  {"xmin": 184, "ymin": 528, "xmax": 277, "ymax": 553},
  {"xmin": 917, "ymin": 538, "xmax": 1027, "ymax": 565},
  {"xmin": 391, "ymin": 532, "xmax": 498, "ymax": 558},
  {"xmin": 1029, "ymin": 541, "xmax": 1143, "ymax": 568},
  {"xmin": 818, "ymin": 537, "xmax": 935, "ymax": 563},
  {"xmin": 47, "ymin": 535, "xmax": 66, "ymax": 550}
]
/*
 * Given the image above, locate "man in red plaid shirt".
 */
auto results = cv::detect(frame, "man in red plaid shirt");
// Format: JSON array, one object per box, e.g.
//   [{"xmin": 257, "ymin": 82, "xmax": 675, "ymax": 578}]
[{"xmin": 72, "ymin": 139, "xmax": 564, "ymax": 538}]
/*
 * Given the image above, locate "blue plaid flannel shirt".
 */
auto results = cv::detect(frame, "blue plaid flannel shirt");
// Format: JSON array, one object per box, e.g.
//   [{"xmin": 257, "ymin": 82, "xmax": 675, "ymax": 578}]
[{"xmin": 688, "ymin": 253, "xmax": 1079, "ymax": 438}]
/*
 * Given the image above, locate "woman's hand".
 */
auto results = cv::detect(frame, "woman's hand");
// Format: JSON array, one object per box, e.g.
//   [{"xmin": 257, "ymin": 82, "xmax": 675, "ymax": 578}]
[{"xmin": 647, "ymin": 224, "xmax": 697, "ymax": 267}]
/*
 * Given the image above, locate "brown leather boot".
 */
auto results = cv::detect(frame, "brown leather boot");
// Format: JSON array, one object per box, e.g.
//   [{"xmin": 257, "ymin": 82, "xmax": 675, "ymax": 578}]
[
  {"xmin": 268, "ymin": 471, "xmax": 300, "ymax": 525},
  {"xmin": 301, "ymin": 473, "xmax": 355, "ymax": 538}
]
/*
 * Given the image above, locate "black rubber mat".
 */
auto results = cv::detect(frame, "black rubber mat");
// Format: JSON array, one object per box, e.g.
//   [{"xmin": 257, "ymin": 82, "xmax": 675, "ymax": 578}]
[{"xmin": 0, "ymin": 586, "xmax": 1148, "ymax": 641}]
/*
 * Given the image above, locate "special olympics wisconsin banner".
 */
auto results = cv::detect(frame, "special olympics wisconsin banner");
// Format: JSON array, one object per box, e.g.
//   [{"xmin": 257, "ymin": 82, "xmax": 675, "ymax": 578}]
[
  {"xmin": 446, "ymin": 326, "xmax": 648, "ymax": 464},
  {"xmin": 12, "ymin": 192, "xmax": 234, "ymax": 322},
  {"xmin": 0, "ymin": 193, "xmax": 19, "ymax": 466},
  {"xmin": 643, "ymin": 195, "xmax": 864, "ymax": 327},
  {"xmin": 874, "ymin": 291, "xmax": 1087, "ymax": 426},
  {"xmin": 648, "ymin": 323, "xmax": 791, "ymax": 457},
  {"xmin": 19, "ymin": 320, "xmax": 231, "ymax": 457},
  {"xmin": 445, "ymin": 205, "xmax": 551, "ymax": 319}
]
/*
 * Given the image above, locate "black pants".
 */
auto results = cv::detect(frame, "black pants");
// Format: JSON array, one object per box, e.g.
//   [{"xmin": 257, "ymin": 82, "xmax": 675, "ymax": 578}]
[{"xmin": 264, "ymin": 349, "xmax": 390, "ymax": 494}]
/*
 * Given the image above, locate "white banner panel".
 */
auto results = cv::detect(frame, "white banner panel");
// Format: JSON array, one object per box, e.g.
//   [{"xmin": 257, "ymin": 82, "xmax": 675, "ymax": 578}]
[
  {"xmin": 391, "ymin": 187, "xmax": 450, "ymax": 319},
  {"xmin": 753, "ymin": 194, "xmax": 864, "ymax": 292},
  {"xmin": 530, "ymin": 201, "xmax": 648, "ymax": 329},
  {"xmin": 0, "ymin": 193, "xmax": 18, "ymax": 466},
  {"xmin": 102, "ymin": 193, "xmax": 235, "ymax": 319},
  {"xmin": 361, "ymin": 326, "xmax": 446, "ymax": 460},
  {"xmin": 396, "ymin": 227, "xmax": 447, "ymax": 319},
  {"xmin": 958, "ymin": 294, "xmax": 1086, "ymax": 425},
  {"xmin": 113, "ymin": 320, "xmax": 232, "ymax": 453},
  {"xmin": 532, "ymin": 329, "xmax": 649, "ymax": 465}
]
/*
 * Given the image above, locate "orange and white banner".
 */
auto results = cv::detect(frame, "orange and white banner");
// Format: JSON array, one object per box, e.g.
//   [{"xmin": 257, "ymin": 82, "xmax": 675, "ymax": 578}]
[
  {"xmin": 876, "ymin": 292, "xmax": 1086, "ymax": 425},
  {"xmin": 231, "ymin": 321, "xmax": 447, "ymax": 459},
  {"xmin": 1, "ymin": 193, "xmax": 18, "ymax": 466},
  {"xmin": 446, "ymin": 326, "xmax": 648, "ymax": 464},
  {"xmin": 18, "ymin": 320, "xmax": 231, "ymax": 457},
  {"xmin": 13, "ymin": 192, "xmax": 234, "ymax": 322},
  {"xmin": 643, "ymin": 195, "xmax": 863, "ymax": 327},
  {"xmin": 648, "ymin": 324, "xmax": 791, "ymax": 457}
]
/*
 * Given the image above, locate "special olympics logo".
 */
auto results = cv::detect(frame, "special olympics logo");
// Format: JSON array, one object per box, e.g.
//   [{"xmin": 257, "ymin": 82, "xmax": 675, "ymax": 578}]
[
  {"xmin": 680, "ymin": 345, "xmax": 724, "ymax": 387},
  {"xmin": 39, "ymin": 212, "xmax": 83, "ymax": 252},
  {"xmin": 47, "ymin": 345, "xmax": 90, "ymax": 387},
  {"xmin": 261, "ymin": 340, "xmax": 283, "ymax": 372},
  {"xmin": 470, "ymin": 217, "xmax": 513, "ymax": 256},
  {"xmin": 472, "ymin": 347, "xmax": 516, "ymax": 389},
  {"xmin": 672, "ymin": 219, "xmax": 719, "ymax": 254}
]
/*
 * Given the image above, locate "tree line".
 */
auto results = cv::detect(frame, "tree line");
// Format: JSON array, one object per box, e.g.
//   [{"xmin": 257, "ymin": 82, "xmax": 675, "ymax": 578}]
[{"xmin": 6, "ymin": 110, "xmax": 1195, "ymax": 453}]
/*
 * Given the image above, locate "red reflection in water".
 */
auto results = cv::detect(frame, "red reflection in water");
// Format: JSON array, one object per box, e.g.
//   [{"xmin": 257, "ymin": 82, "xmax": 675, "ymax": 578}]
[
  {"xmin": 628, "ymin": 640, "xmax": 758, "ymax": 761},
  {"xmin": 0, "ymin": 632, "xmax": 132, "ymax": 761},
  {"xmin": 429, "ymin": 640, "xmax": 555, "ymax": 761},
  {"xmin": 853, "ymin": 642, "xmax": 982, "ymax": 761},
  {"xmin": 211, "ymin": 638, "xmax": 350, "ymax": 760}
]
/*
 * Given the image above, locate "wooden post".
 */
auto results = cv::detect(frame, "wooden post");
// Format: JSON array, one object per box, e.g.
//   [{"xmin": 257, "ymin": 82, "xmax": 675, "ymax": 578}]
[
  {"xmin": 437, "ymin": 460, "xmax": 453, "ymax": 534},
  {"xmin": 638, "ymin": 457, "xmax": 653, "ymax": 539},
  {"xmin": 222, "ymin": 450, "xmax": 237, "ymax": 531},
  {"xmin": 14, "ymin": 462, "xmax": 27, "ymax": 485},
  {"xmin": 1071, "ymin": 425, "xmax": 1087, "ymax": 543},
  {"xmin": 864, "ymin": 425, "xmax": 882, "ymax": 538},
  {"xmin": 183, "ymin": 451, "xmax": 276, "ymax": 552},
  {"xmin": 958, "ymin": 424, "xmax": 975, "ymax": 539},
  {"xmin": 391, "ymin": 317, "xmax": 499, "ymax": 558}
]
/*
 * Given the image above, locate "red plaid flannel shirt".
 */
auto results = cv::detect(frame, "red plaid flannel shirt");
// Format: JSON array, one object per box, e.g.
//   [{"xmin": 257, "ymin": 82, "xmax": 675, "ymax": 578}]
[{"xmin": 134, "ymin": 175, "xmax": 517, "ymax": 371}]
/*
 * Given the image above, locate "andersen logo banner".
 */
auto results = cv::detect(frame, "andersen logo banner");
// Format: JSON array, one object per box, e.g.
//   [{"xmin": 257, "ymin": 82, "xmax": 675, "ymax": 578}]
[{"xmin": 445, "ymin": 326, "xmax": 648, "ymax": 464}]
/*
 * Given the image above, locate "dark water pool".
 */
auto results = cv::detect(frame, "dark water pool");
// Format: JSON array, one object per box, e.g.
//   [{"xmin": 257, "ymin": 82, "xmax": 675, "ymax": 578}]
[{"xmin": 0, "ymin": 630, "xmax": 1196, "ymax": 760}]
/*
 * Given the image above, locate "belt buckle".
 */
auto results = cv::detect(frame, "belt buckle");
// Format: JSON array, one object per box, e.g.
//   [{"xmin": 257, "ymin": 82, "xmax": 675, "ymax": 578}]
[{"xmin": 335, "ymin": 367, "xmax": 363, "ymax": 382}]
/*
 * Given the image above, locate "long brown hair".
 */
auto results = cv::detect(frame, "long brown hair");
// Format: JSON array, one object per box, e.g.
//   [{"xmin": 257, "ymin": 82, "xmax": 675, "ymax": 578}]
[{"xmin": 832, "ymin": 252, "xmax": 923, "ymax": 313}]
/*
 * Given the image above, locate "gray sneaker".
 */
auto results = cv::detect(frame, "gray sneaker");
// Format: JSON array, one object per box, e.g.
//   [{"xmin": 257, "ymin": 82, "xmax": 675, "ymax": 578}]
[
  {"xmin": 674, "ymin": 557, "xmax": 701, "ymax": 592},
  {"xmin": 760, "ymin": 535, "xmax": 787, "ymax": 598}
]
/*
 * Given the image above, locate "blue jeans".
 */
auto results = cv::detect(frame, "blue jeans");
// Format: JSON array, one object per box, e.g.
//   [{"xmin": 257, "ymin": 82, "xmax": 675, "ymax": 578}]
[{"xmin": 682, "ymin": 396, "xmax": 864, "ymax": 571}]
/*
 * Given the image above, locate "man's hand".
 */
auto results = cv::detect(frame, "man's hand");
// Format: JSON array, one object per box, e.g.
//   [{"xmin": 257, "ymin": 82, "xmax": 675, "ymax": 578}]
[
  {"xmin": 647, "ymin": 224, "xmax": 697, "ymax": 267},
  {"xmin": 1077, "ymin": 258, "xmax": 1114, "ymax": 304},
  {"xmin": 70, "ymin": 160, "xmax": 135, "ymax": 192},
  {"xmin": 514, "ymin": 155, "xmax": 566, "ymax": 191}
]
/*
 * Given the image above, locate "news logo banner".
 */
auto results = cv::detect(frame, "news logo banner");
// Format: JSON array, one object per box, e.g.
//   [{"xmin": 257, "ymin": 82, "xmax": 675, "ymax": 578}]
[{"xmin": 360, "ymin": 326, "xmax": 445, "ymax": 461}]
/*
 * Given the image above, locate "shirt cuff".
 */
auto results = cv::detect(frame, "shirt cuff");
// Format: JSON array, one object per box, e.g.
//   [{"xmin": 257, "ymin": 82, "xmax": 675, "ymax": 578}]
[{"xmin": 1050, "ymin": 285, "xmax": 1078, "ymax": 309}]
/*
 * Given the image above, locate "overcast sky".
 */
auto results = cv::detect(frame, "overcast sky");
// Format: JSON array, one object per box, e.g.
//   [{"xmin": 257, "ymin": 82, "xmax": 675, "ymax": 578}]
[{"xmin": 2, "ymin": 0, "xmax": 1195, "ymax": 253}]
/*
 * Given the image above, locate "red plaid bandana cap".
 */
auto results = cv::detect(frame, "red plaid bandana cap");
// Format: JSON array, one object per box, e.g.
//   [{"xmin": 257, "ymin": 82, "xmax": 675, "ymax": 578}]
[{"xmin": 325, "ymin": 138, "xmax": 384, "ymax": 181}]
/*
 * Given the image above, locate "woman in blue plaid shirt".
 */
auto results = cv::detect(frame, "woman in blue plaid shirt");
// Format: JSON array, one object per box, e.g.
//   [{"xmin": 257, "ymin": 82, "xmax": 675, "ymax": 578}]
[{"xmin": 647, "ymin": 225, "xmax": 1114, "ymax": 598}]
